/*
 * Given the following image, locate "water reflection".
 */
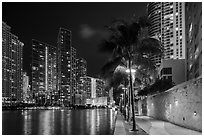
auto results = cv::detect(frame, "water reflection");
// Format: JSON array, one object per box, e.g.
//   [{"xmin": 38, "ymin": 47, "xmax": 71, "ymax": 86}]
[
  {"xmin": 23, "ymin": 110, "xmax": 32, "ymax": 134},
  {"xmin": 90, "ymin": 109, "xmax": 96, "ymax": 134},
  {"xmin": 3, "ymin": 109, "xmax": 115, "ymax": 135},
  {"xmin": 96, "ymin": 109, "xmax": 100, "ymax": 132},
  {"xmin": 40, "ymin": 111, "xmax": 51, "ymax": 134}
]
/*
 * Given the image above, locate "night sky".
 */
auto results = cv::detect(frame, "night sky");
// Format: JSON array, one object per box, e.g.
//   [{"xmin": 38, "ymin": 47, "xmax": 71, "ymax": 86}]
[{"xmin": 2, "ymin": 2, "xmax": 147, "ymax": 78}]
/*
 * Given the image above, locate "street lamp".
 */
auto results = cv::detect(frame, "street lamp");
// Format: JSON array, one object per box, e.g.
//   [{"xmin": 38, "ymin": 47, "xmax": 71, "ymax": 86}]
[
  {"xmin": 125, "ymin": 69, "xmax": 136, "ymax": 73},
  {"xmin": 121, "ymin": 87, "xmax": 127, "ymax": 119},
  {"xmin": 126, "ymin": 68, "xmax": 138, "ymax": 131}
]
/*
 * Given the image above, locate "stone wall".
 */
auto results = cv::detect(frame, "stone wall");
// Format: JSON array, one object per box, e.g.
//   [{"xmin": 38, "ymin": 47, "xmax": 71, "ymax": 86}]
[{"xmin": 137, "ymin": 76, "xmax": 202, "ymax": 131}]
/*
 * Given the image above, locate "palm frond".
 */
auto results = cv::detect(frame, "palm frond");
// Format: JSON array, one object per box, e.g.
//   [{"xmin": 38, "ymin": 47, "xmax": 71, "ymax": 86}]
[
  {"xmin": 139, "ymin": 37, "xmax": 163, "ymax": 56},
  {"xmin": 111, "ymin": 18, "xmax": 129, "ymax": 27},
  {"xmin": 128, "ymin": 22, "xmax": 140, "ymax": 44},
  {"xmin": 100, "ymin": 56, "xmax": 123, "ymax": 79},
  {"xmin": 138, "ymin": 16, "xmax": 151, "ymax": 28},
  {"xmin": 117, "ymin": 24, "xmax": 129, "ymax": 44},
  {"xmin": 134, "ymin": 77, "xmax": 142, "ymax": 85},
  {"xmin": 98, "ymin": 40, "xmax": 117, "ymax": 53},
  {"xmin": 132, "ymin": 54, "xmax": 156, "ymax": 70},
  {"xmin": 112, "ymin": 69, "xmax": 129, "ymax": 88}
]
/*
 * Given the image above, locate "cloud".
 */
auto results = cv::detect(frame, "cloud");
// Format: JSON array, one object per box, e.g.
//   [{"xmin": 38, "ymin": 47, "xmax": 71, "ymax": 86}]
[
  {"xmin": 79, "ymin": 24, "xmax": 110, "ymax": 40},
  {"xmin": 79, "ymin": 24, "xmax": 96, "ymax": 39}
]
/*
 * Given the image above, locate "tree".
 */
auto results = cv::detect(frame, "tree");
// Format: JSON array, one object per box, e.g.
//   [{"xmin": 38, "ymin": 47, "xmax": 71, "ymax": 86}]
[
  {"xmin": 137, "ymin": 78, "xmax": 175, "ymax": 97},
  {"xmin": 150, "ymin": 78, "xmax": 175, "ymax": 93},
  {"xmin": 107, "ymin": 65, "xmax": 129, "ymax": 118},
  {"xmin": 99, "ymin": 16, "xmax": 163, "ymax": 131}
]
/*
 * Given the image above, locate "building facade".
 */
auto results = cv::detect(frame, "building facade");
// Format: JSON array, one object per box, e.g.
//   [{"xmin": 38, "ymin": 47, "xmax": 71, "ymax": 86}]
[
  {"xmin": 95, "ymin": 78, "xmax": 106, "ymax": 97},
  {"xmin": 76, "ymin": 58, "xmax": 87, "ymax": 93},
  {"xmin": 22, "ymin": 72, "xmax": 31, "ymax": 103},
  {"xmin": 185, "ymin": 2, "xmax": 202, "ymax": 81},
  {"xmin": 76, "ymin": 58, "xmax": 87, "ymax": 82},
  {"xmin": 31, "ymin": 39, "xmax": 57, "ymax": 105},
  {"xmin": 2, "ymin": 21, "xmax": 24, "ymax": 103},
  {"xmin": 158, "ymin": 59, "xmax": 185, "ymax": 85},
  {"xmin": 70, "ymin": 46, "xmax": 77, "ymax": 104},
  {"xmin": 75, "ymin": 58, "xmax": 87, "ymax": 105},
  {"xmin": 57, "ymin": 28, "xmax": 77, "ymax": 106},
  {"xmin": 147, "ymin": 2, "xmax": 186, "ymax": 67},
  {"xmin": 79, "ymin": 76, "xmax": 92, "ymax": 105},
  {"xmin": 78, "ymin": 76, "xmax": 106, "ymax": 105}
]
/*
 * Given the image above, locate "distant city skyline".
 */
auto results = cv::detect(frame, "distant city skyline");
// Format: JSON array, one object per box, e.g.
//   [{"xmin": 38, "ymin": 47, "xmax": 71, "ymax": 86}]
[{"xmin": 2, "ymin": 2, "xmax": 147, "ymax": 77}]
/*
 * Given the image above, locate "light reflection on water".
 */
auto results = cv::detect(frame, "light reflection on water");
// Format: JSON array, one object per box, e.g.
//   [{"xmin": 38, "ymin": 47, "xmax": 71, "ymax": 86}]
[
  {"xmin": 3, "ymin": 108, "xmax": 115, "ymax": 135},
  {"xmin": 90, "ymin": 109, "xmax": 96, "ymax": 134}
]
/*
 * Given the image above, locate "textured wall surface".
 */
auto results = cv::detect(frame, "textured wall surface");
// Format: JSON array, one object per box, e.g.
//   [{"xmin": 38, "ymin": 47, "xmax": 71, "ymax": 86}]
[{"xmin": 138, "ymin": 76, "xmax": 202, "ymax": 131}]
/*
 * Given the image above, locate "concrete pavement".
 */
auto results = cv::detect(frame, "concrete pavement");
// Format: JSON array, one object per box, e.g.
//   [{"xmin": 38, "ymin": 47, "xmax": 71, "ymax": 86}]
[
  {"xmin": 114, "ymin": 112, "xmax": 202, "ymax": 135},
  {"xmin": 135, "ymin": 116, "xmax": 202, "ymax": 135},
  {"xmin": 114, "ymin": 112, "xmax": 126, "ymax": 135},
  {"xmin": 114, "ymin": 112, "xmax": 147, "ymax": 135}
]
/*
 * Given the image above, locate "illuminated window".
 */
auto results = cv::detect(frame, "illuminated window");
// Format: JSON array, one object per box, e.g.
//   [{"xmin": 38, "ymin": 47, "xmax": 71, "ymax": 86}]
[{"xmin": 189, "ymin": 23, "xmax": 193, "ymax": 42}]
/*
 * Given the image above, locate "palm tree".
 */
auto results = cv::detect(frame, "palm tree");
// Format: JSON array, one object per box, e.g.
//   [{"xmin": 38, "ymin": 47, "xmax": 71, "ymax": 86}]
[
  {"xmin": 106, "ymin": 65, "xmax": 129, "ymax": 118},
  {"xmin": 99, "ymin": 16, "xmax": 163, "ymax": 131}
]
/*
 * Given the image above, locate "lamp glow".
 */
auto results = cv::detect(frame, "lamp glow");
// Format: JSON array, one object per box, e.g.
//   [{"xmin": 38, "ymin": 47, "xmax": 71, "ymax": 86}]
[
  {"xmin": 194, "ymin": 111, "xmax": 197, "ymax": 116},
  {"xmin": 175, "ymin": 100, "xmax": 178, "ymax": 106},
  {"xmin": 126, "ymin": 69, "xmax": 136, "ymax": 73}
]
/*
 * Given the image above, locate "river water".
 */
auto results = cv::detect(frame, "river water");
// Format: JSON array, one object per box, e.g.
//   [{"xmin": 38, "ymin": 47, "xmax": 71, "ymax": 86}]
[{"xmin": 2, "ymin": 108, "xmax": 116, "ymax": 135}]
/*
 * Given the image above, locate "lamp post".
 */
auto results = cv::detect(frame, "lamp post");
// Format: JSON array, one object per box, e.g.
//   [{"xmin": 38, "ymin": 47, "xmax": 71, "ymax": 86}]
[
  {"xmin": 122, "ymin": 87, "xmax": 128, "ymax": 120},
  {"xmin": 126, "ymin": 68, "xmax": 138, "ymax": 131},
  {"xmin": 119, "ymin": 94, "xmax": 122, "ymax": 112},
  {"xmin": 122, "ymin": 87, "xmax": 127, "ymax": 119}
]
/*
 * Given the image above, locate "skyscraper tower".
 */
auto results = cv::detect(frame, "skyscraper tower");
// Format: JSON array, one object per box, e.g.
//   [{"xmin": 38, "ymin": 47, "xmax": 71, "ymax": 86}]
[
  {"xmin": 76, "ymin": 58, "xmax": 87, "ymax": 82},
  {"xmin": 2, "ymin": 21, "xmax": 24, "ymax": 103},
  {"xmin": 70, "ymin": 46, "xmax": 77, "ymax": 105},
  {"xmin": 147, "ymin": 2, "xmax": 186, "ymax": 67},
  {"xmin": 76, "ymin": 58, "xmax": 87, "ymax": 104},
  {"xmin": 76, "ymin": 58, "xmax": 87, "ymax": 94},
  {"xmin": 57, "ymin": 28, "xmax": 77, "ymax": 106},
  {"xmin": 31, "ymin": 39, "xmax": 57, "ymax": 105}
]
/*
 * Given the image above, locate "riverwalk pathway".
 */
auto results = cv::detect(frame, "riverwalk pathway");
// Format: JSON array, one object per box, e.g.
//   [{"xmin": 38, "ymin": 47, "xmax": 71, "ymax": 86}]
[
  {"xmin": 114, "ymin": 111, "xmax": 202, "ymax": 135},
  {"xmin": 135, "ymin": 116, "xmax": 201, "ymax": 135},
  {"xmin": 114, "ymin": 112, "xmax": 147, "ymax": 135}
]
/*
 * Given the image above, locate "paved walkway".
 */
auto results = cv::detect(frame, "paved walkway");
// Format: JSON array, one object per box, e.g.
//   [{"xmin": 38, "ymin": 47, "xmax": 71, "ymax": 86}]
[
  {"xmin": 114, "ymin": 112, "xmax": 126, "ymax": 135},
  {"xmin": 114, "ymin": 112, "xmax": 202, "ymax": 135},
  {"xmin": 114, "ymin": 112, "xmax": 147, "ymax": 135},
  {"xmin": 135, "ymin": 116, "xmax": 202, "ymax": 135}
]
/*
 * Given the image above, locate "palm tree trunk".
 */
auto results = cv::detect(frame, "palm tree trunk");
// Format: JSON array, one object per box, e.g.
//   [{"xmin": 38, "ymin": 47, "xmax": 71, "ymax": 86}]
[
  {"xmin": 128, "ymin": 86, "xmax": 131, "ymax": 121},
  {"xmin": 128, "ymin": 58, "xmax": 136, "ymax": 131},
  {"xmin": 123, "ymin": 90, "xmax": 126, "ymax": 119}
]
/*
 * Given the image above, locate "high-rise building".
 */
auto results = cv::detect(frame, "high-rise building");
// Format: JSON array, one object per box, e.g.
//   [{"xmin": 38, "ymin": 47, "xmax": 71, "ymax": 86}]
[
  {"xmin": 91, "ymin": 78, "xmax": 97, "ymax": 98},
  {"xmin": 57, "ymin": 28, "xmax": 77, "ymax": 106},
  {"xmin": 75, "ymin": 58, "xmax": 87, "ymax": 105},
  {"xmin": 76, "ymin": 58, "xmax": 87, "ymax": 82},
  {"xmin": 23, "ymin": 72, "xmax": 30, "ymax": 102},
  {"xmin": 31, "ymin": 39, "xmax": 57, "ymax": 105},
  {"xmin": 158, "ymin": 59, "xmax": 185, "ymax": 85},
  {"xmin": 79, "ymin": 76, "xmax": 92, "ymax": 105},
  {"xmin": 147, "ymin": 2, "xmax": 186, "ymax": 67},
  {"xmin": 185, "ymin": 2, "xmax": 202, "ymax": 81},
  {"xmin": 70, "ymin": 46, "xmax": 77, "ymax": 104},
  {"xmin": 2, "ymin": 21, "xmax": 24, "ymax": 103},
  {"xmin": 95, "ymin": 78, "xmax": 106, "ymax": 97},
  {"xmin": 76, "ymin": 58, "xmax": 87, "ymax": 94}
]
